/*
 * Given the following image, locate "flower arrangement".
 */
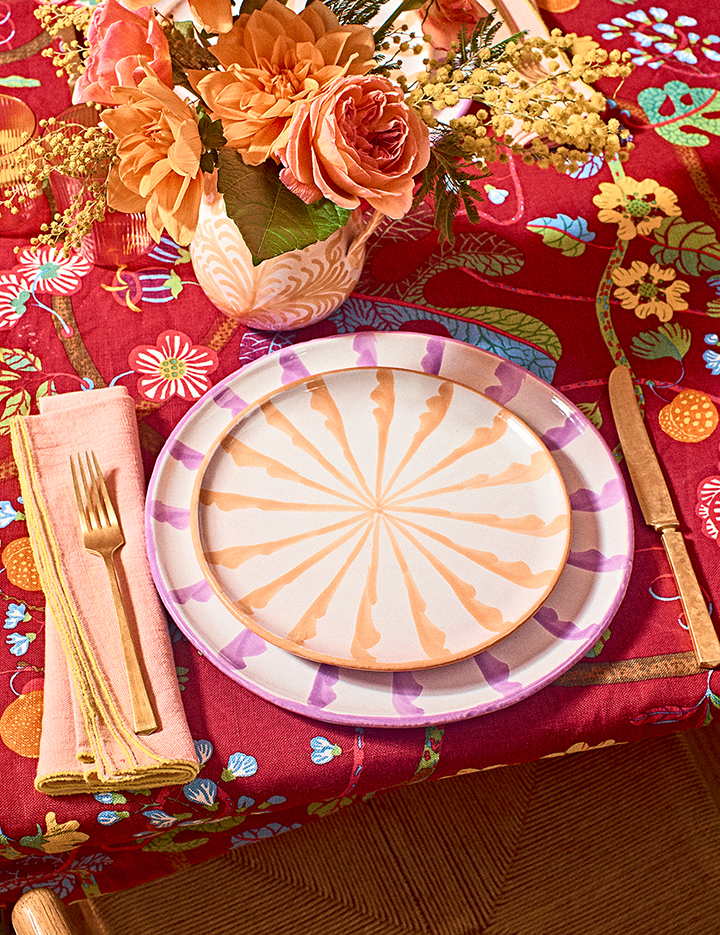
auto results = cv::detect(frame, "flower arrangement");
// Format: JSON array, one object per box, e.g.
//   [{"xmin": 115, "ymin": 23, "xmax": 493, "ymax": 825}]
[{"xmin": 14, "ymin": 0, "xmax": 633, "ymax": 263}]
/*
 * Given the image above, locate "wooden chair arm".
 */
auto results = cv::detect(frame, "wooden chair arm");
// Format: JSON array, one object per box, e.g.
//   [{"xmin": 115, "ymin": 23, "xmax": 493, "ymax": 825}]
[{"xmin": 12, "ymin": 888, "xmax": 82, "ymax": 935}]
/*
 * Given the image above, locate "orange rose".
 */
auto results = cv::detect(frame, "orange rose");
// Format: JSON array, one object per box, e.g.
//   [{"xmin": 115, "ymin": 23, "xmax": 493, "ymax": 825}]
[
  {"xmin": 278, "ymin": 75, "xmax": 431, "ymax": 219},
  {"xmin": 188, "ymin": 0, "xmax": 375, "ymax": 166},
  {"xmin": 102, "ymin": 77, "xmax": 204, "ymax": 245},
  {"xmin": 72, "ymin": 0, "xmax": 172, "ymax": 106}
]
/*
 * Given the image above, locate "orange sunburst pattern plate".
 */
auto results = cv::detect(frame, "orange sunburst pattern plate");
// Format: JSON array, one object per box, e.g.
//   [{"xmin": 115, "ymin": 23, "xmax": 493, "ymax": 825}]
[{"xmin": 191, "ymin": 367, "xmax": 571, "ymax": 670}]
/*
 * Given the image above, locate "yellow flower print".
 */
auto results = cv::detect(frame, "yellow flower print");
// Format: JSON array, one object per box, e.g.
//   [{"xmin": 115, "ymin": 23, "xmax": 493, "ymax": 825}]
[
  {"xmin": 611, "ymin": 260, "xmax": 690, "ymax": 322},
  {"xmin": 40, "ymin": 812, "xmax": 89, "ymax": 854},
  {"xmin": 593, "ymin": 176, "xmax": 681, "ymax": 240}
]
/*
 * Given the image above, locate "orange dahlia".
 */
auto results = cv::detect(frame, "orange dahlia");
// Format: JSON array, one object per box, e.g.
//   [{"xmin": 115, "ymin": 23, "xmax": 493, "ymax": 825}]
[
  {"xmin": 103, "ymin": 76, "xmax": 204, "ymax": 245},
  {"xmin": 188, "ymin": 0, "xmax": 375, "ymax": 166}
]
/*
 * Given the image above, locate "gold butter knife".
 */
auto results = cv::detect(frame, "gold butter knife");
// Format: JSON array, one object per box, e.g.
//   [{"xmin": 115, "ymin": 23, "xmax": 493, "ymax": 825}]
[{"xmin": 608, "ymin": 365, "xmax": 720, "ymax": 668}]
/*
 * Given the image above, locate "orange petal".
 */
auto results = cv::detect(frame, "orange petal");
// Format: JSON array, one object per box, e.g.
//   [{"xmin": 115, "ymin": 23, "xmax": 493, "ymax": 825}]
[
  {"xmin": 188, "ymin": 0, "xmax": 233, "ymax": 33},
  {"xmin": 106, "ymin": 165, "xmax": 148, "ymax": 213}
]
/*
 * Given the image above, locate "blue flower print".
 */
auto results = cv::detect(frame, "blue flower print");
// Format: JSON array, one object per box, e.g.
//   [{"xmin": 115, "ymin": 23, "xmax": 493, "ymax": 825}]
[
  {"xmin": 598, "ymin": 8, "xmax": 719, "ymax": 68},
  {"xmin": 6, "ymin": 632, "xmax": 35, "ymax": 656},
  {"xmin": 94, "ymin": 792, "xmax": 127, "ymax": 806},
  {"xmin": 703, "ymin": 349, "xmax": 720, "ymax": 375},
  {"xmin": 227, "ymin": 752, "xmax": 258, "ymax": 778},
  {"xmin": 0, "ymin": 501, "xmax": 20, "ymax": 528},
  {"xmin": 4, "ymin": 603, "xmax": 28, "ymax": 629},
  {"xmin": 142, "ymin": 809, "xmax": 178, "ymax": 829},
  {"xmin": 193, "ymin": 738, "xmax": 213, "ymax": 766},
  {"xmin": 230, "ymin": 822, "xmax": 302, "ymax": 847},
  {"xmin": 310, "ymin": 736, "xmax": 342, "ymax": 765},
  {"xmin": 97, "ymin": 811, "xmax": 129, "ymax": 825},
  {"xmin": 183, "ymin": 777, "xmax": 217, "ymax": 807}
]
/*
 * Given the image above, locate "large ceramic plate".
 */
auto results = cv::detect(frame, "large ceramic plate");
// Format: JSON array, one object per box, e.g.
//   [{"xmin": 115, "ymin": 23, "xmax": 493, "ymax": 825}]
[
  {"xmin": 190, "ymin": 366, "xmax": 571, "ymax": 671},
  {"xmin": 146, "ymin": 332, "xmax": 633, "ymax": 727}
]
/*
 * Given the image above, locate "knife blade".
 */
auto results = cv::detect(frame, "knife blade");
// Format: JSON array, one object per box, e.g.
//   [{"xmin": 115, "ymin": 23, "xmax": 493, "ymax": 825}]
[{"xmin": 608, "ymin": 365, "xmax": 720, "ymax": 668}]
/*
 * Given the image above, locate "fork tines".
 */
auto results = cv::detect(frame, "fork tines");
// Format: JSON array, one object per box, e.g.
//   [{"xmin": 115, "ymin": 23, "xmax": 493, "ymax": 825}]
[{"xmin": 70, "ymin": 450, "xmax": 117, "ymax": 533}]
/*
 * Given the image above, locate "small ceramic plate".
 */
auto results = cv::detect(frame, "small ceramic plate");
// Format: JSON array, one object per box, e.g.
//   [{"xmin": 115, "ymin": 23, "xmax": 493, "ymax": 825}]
[
  {"xmin": 146, "ymin": 332, "xmax": 633, "ymax": 727},
  {"xmin": 191, "ymin": 366, "xmax": 571, "ymax": 670}
]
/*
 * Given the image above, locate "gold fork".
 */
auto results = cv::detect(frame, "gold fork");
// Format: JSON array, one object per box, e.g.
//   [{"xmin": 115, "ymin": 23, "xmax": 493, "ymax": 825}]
[{"xmin": 70, "ymin": 451, "xmax": 157, "ymax": 736}]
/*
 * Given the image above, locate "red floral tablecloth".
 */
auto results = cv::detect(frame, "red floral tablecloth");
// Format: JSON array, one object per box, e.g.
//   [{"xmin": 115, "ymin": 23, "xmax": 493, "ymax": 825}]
[{"xmin": 1, "ymin": 0, "xmax": 719, "ymax": 906}]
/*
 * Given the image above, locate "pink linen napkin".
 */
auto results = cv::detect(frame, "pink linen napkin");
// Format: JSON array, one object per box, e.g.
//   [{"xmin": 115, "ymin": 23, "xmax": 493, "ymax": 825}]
[{"xmin": 10, "ymin": 386, "xmax": 199, "ymax": 795}]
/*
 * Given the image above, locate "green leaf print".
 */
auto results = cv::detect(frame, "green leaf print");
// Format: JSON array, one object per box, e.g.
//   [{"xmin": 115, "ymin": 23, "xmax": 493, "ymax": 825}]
[
  {"xmin": 526, "ymin": 214, "xmax": 596, "ymax": 257},
  {"xmin": 650, "ymin": 217, "xmax": 720, "ymax": 276},
  {"xmin": 460, "ymin": 307, "xmax": 562, "ymax": 361},
  {"xmin": 577, "ymin": 401, "xmax": 603, "ymax": 430},
  {"xmin": 631, "ymin": 322, "xmax": 691, "ymax": 361},
  {"xmin": 638, "ymin": 82, "xmax": 720, "ymax": 147}
]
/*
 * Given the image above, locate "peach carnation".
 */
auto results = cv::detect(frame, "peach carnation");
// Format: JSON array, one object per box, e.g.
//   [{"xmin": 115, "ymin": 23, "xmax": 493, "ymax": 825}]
[
  {"xmin": 102, "ymin": 77, "xmax": 204, "ymax": 245},
  {"xmin": 278, "ymin": 74, "xmax": 431, "ymax": 218},
  {"xmin": 72, "ymin": 0, "xmax": 172, "ymax": 106},
  {"xmin": 188, "ymin": 0, "xmax": 375, "ymax": 166}
]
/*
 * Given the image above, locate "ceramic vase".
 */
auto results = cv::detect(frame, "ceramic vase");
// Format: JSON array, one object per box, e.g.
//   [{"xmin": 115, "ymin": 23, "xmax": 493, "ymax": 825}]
[{"xmin": 189, "ymin": 182, "xmax": 381, "ymax": 331}]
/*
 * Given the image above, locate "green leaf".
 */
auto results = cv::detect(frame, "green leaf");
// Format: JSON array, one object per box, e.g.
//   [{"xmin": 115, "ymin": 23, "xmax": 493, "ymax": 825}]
[
  {"xmin": 449, "ymin": 232, "xmax": 524, "ymax": 278},
  {"xmin": 650, "ymin": 216, "xmax": 720, "ymax": 276},
  {"xmin": 186, "ymin": 815, "xmax": 246, "ymax": 834},
  {"xmin": 35, "ymin": 380, "xmax": 55, "ymax": 403},
  {"xmin": 307, "ymin": 796, "xmax": 355, "ymax": 819},
  {"xmin": 585, "ymin": 627, "xmax": 611, "ymax": 657},
  {"xmin": 0, "ymin": 389, "xmax": 31, "ymax": 435},
  {"xmin": 374, "ymin": 0, "xmax": 425, "ymax": 41},
  {"xmin": 325, "ymin": 0, "xmax": 383, "ymax": 26},
  {"xmin": 638, "ymin": 81, "xmax": 720, "ymax": 147},
  {"xmin": 577, "ymin": 401, "xmax": 603, "ymax": 430},
  {"xmin": 216, "ymin": 149, "xmax": 352, "ymax": 265},
  {"xmin": 526, "ymin": 214, "xmax": 595, "ymax": 257},
  {"xmin": 460, "ymin": 306, "xmax": 561, "ymax": 361},
  {"xmin": 631, "ymin": 322, "xmax": 691, "ymax": 361},
  {"xmin": 198, "ymin": 114, "xmax": 226, "ymax": 152},
  {"xmin": 165, "ymin": 270, "xmax": 183, "ymax": 299},
  {"xmin": 19, "ymin": 825, "xmax": 44, "ymax": 850},
  {"xmin": 143, "ymin": 831, "xmax": 209, "ymax": 853},
  {"xmin": 401, "ymin": 233, "xmax": 524, "ymax": 305},
  {"xmin": 0, "ymin": 348, "xmax": 41, "ymax": 372}
]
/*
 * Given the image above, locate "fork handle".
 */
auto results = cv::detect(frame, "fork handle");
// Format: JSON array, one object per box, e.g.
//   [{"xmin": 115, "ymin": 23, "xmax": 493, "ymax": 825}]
[{"xmin": 102, "ymin": 553, "xmax": 158, "ymax": 735}]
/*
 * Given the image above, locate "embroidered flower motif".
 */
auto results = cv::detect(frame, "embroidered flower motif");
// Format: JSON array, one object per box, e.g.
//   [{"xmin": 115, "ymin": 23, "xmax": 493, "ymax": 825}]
[
  {"xmin": 697, "ymin": 475, "xmax": 720, "ymax": 540},
  {"xmin": 0, "ymin": 500, "xmax": 20, "ymax": 528},
  {"xmin": 128, "ymin": 330, "xmax": 219, "ymax": 402},
  {"xmin": 0, "ymin": 274, "xmax": 32, "ymax": 328},
  {"xmin": 40, "ymin": 812, "xmax": 90, "ymax": 854},
  {"xmin": 12, "ymin": 246, "xmax": 92, "ymax": 295},
  {"xmin": 611, "ymin": 260, "xmax": 689, "ymax": 321},
  {"xmin": 230, "ymin": 821, "xmax": 302, "ymax": 847},
  {"xmin": 4, "ymin": 603, "xmax": 28, "ymax": 630},
  {"xmin": 593, "ymin": 176, "xmax": 680, "ymax": 240},
  {"xmin": 6, "ymin": 632, "xmax": 35, "ymax": 656},
  {"xmin": 598, "ymin": 9, "xmax": 720, "ymax": 68}
]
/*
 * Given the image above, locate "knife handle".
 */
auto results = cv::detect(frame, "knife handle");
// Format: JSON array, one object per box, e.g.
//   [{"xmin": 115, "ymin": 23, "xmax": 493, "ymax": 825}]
[{"xmin": 661, "ymin": 528, "xmax": 720, "ymax": 669}]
